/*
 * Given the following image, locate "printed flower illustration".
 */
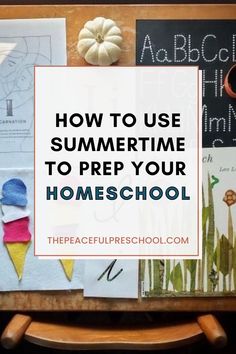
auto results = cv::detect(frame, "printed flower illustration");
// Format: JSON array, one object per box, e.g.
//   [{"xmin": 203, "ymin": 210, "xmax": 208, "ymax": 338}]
[{"xmin": 223, "ymin": 190, "xmax": 236, "ymax": 207}]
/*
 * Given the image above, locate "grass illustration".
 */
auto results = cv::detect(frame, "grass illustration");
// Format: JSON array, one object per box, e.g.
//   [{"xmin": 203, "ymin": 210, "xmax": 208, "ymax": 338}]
[
  {"xmin": 142, "ymin": 173, "xmax": 236, "ymax": 297},
  {"xmin": 206, "ymin": 173, "xmax": 215, "ymax": 292}
]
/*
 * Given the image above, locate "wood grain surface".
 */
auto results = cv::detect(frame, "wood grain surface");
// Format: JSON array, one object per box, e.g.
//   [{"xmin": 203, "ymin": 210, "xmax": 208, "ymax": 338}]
[
  {"xmin": 24, "ymin": 320, "xmax": 203, "ymax": 350},
  {"xmin": 1, "ymin": 314, "xmax": 32, "ymax": 349},
  {"xmin": 0, "ymin": 4, "xmax": 236, "ymax": 311}
]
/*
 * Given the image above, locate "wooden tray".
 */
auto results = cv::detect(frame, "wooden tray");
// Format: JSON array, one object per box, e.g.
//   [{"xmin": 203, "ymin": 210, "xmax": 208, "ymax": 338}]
[{"xmin": 1, "ymin": 4, "xmax": 236, "ymax": 311}]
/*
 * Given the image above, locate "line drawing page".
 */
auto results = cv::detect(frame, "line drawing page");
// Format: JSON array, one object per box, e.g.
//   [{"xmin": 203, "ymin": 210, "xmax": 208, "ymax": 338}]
[{"xmin": 0, "ymin": 18, "xmax": 67, "ymax": 168}]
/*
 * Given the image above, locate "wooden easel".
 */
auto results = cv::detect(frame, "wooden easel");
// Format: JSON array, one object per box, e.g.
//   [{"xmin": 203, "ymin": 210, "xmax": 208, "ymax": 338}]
[
  {"xmin": 1, "ymin": 313, "xmax": 227, "ymax": 350},
  {"xmin": 0, "ymin": 3, "xmax": 235, "ymax": 351}
]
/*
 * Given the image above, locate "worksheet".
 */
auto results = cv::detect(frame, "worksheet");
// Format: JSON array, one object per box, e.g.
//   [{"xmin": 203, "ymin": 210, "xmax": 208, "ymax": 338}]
[
  {"xmin": 0, "ymin": 18, "xmax": 66, "ymax": 168},
  {"xmin": 84, "ymin": 259, "xmax": 139, "ymax": 298},
  {"xmin": 142, "ymin": 147, "xmax": 236, "ymax": 296}
]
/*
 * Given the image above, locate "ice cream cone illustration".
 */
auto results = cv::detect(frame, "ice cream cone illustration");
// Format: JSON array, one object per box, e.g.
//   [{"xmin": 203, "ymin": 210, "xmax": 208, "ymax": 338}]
[
  {"xmin": 1, "ymin": 178, "xmax": 31, "ymax": 280},
  {"xmin": 60, "ymin": 259, "xmax": 74, "ymax": 281},
  {"xmin": 3, "ymin": 217, "xmax": 31, "ymax": 280}
]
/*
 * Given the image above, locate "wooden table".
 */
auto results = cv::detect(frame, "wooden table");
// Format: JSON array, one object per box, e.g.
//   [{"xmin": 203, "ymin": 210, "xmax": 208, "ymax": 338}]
[{"xmin": 1, "ymin": 4, "xmax": 236, "ymax": 311}]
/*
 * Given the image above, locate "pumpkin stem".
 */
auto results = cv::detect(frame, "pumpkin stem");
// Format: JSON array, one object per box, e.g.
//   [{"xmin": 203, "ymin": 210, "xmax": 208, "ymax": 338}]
[{"xmin": 96, "ymin": 33, "xmax": 104, "ymax": 43}]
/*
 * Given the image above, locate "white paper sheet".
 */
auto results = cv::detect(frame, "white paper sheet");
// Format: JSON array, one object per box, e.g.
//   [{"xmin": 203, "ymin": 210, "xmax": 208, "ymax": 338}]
[
  {"xmin": 0, "ymin": 169, "xmax": 84, "ymax": 291},
  {"xmin": 84, "ymin": 259, "xmax": 139, "ymax": 298},
  {"xmin": 0, "ymin": 18, "xmax": 66, "ymax": 169}
]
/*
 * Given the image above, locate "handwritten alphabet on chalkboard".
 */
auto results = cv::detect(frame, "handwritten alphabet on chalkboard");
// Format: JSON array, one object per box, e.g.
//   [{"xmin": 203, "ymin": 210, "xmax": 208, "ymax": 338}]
[{"xmin": 136, "ymin": 20, "xmax": 236, "ymax": 147}]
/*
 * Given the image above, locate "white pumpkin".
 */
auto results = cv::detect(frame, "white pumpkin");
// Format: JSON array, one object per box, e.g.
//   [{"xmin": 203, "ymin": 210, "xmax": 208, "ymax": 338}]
[{"xmin": 77, "ymin": 17, "xmax": 122, "ymax": 66}]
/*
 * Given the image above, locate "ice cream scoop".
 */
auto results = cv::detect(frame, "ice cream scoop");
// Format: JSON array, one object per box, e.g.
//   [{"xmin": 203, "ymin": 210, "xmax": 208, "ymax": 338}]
[{"xmin": 0, "ymin": 178, "xmax": 27, "ymax": 206}]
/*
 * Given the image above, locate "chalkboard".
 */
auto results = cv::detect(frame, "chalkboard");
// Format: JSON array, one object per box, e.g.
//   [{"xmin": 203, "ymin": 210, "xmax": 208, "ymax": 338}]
[{"xmin": 136, "ymin": 20, "xmax": 236, "ymax": 148}]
